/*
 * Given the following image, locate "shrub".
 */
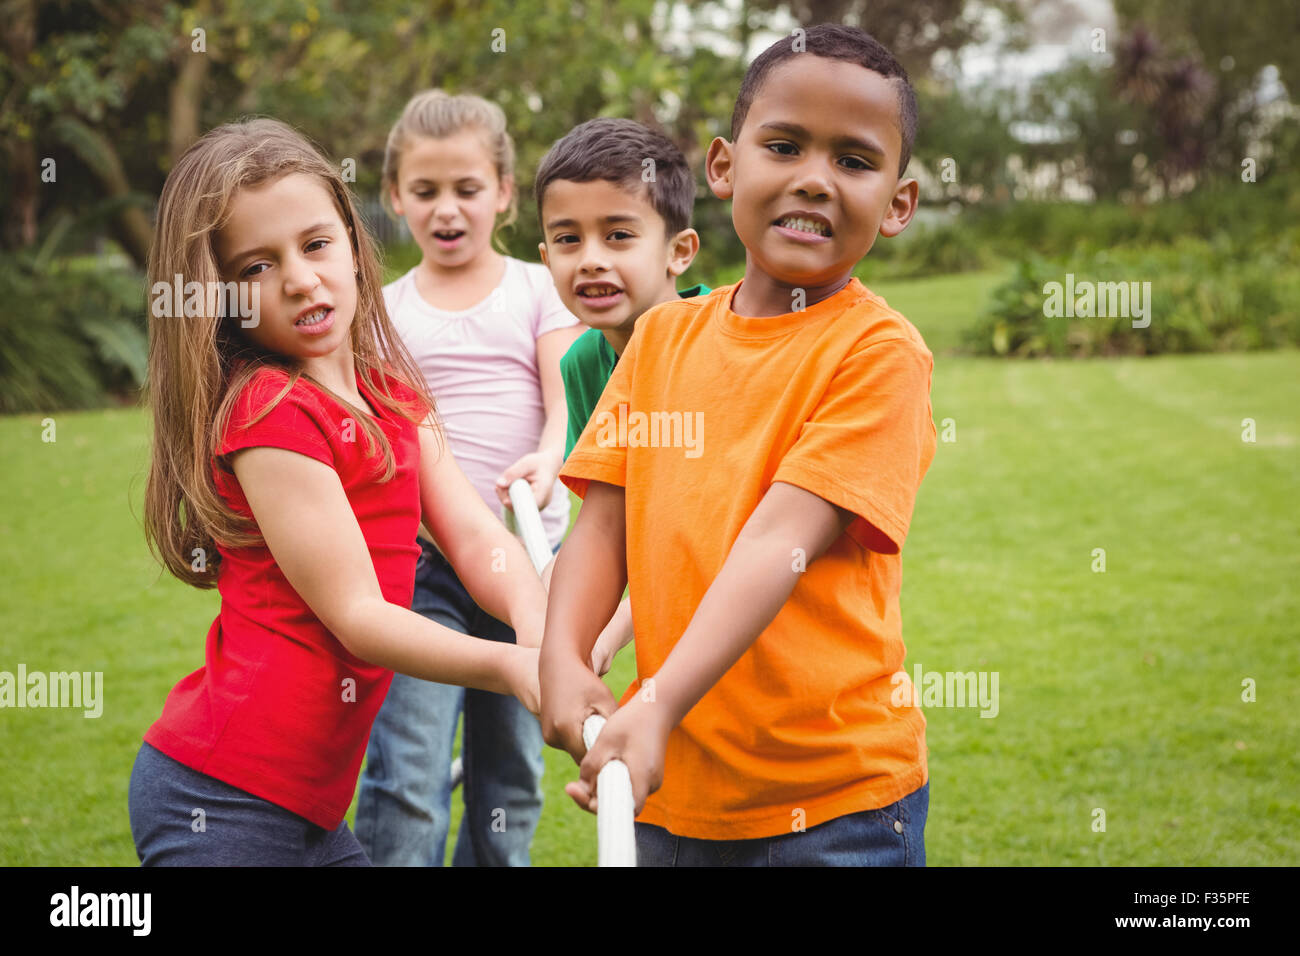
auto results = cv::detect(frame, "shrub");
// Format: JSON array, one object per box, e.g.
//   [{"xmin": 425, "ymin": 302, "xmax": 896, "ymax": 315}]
[
  {"xmin": 0, "ymin": 224, "xmax": 147, "ymax": 413},
  {"xmin": 962, "ymin": 178, "xmax": 1300, "ymax": 262},
  {"xmin": 965, "ymin": 234, "xmax": 1300, "ymax": 357},
  {"xmin": 862, "ymin": 220, "xmax": 997, "ymax": 280}
]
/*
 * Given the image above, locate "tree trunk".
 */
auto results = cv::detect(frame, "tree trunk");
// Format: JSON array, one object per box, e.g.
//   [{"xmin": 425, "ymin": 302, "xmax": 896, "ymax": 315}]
[
  {"xmin": 2, "ymin": 0, "xmax": 38, "ymax": 248},
  {"xmin": 169, "ymin": 44, "xmax": 210, "ymax": 165},
  {"xmin": 51, "ymin": 116, "xmax": 154, "ymax": 267}
]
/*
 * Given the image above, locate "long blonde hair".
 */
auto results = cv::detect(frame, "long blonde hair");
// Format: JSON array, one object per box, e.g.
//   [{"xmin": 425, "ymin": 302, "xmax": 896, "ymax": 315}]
[
  {"xmin": 144, "ymin": 117, "xmax": 439, "ymax": 589},
  {"xmin": 381, "ymin": 89, "xmax": 518, "ymax": 253}
]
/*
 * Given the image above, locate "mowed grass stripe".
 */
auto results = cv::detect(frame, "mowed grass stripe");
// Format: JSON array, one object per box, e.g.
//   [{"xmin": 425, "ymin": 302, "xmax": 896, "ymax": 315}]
[
  {"xmin": 908, "ymin": 351, "xmax": 1299, "ymax": 864},
  {"xmin": 1, "ymin": 340, "xmax": 1295, "ymax": 865}
]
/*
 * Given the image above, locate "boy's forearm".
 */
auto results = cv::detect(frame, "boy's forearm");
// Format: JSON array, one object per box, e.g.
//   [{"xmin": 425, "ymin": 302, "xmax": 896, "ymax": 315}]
[
  {"xmin": 647, "ymin": 482, "xmax": 852, "ymax": 732},
  {"xmin": 606, "ymin": 595, "xmax": 634, "ymax": 648},
  {"xmin": 542, "ymin": 483, "xmax": 626, "ymax": 666},
  {"xmin": 645, "ymin": 529, "xmax": 801, "ymax": 731}
]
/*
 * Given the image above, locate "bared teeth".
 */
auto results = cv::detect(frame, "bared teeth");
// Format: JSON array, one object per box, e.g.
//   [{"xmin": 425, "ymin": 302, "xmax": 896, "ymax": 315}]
[
  {"xmin": 778, "ymin": 216, "xmax": 829, "ymax": 236},
  {"xmin": 580, "ymin": 285, "xmax": 620, "ymax": 297},
  {"xmin": 297, "ymin": 308, "xmax": 328, "ymax": 326}
]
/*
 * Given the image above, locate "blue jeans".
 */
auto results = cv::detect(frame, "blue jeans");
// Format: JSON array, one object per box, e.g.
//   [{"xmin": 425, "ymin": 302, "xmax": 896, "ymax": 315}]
[
  {"xmin": 635, "ymin": 782, "xmax": 929, "ymax": 867},
  {"xmin": 129, "ymin": 742, "xmax": 370, "ymax": 866},
  {"xmin": 354, "ymin": 537, "xmax": 552, "ymax": 866}
]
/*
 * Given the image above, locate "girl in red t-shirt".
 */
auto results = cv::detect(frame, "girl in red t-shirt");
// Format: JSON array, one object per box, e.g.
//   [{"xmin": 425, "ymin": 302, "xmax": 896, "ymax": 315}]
[{"xmin": 129, "ymin": 117, "xmax": 548, "ymax": 866}]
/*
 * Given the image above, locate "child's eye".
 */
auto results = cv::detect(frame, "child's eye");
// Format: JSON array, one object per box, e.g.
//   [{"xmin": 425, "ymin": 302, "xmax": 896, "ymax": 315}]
[
  {"xmin": 459, "ymin": 188, "xmax": 480, "ymax": 198},
  {"xmin": 841, "ymin": 156, "xmax": 872, "ymax": 171},
  {"xmin": 305, "ymin": 239, "xmax": 329, "ymax": 253},
  {"xmin": 552, "ymin": 234, "xmax": 577, "ymax": 245},
  {"xmin": 767, "ymin": 142, "xmax": 798, "ymax": 156},
  {"xmin": 240, "ymin": 262, "xmax": 268, "ymax": 279},
  {"xmin": 608, "ymin": 230, "xmax": 634, "ymax": 241}
]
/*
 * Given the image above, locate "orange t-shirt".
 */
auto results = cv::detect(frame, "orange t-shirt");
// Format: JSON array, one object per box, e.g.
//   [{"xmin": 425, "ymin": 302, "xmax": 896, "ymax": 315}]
[{"xmin": 560, "ymin": 278, "xmax": 937, "ymax": 840}]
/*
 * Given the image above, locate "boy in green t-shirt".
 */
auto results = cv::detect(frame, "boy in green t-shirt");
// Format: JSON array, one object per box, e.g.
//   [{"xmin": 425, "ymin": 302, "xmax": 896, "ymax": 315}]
[{"xmin": 533, "ymin": 118, "xmax": 707, "ymax": 673}]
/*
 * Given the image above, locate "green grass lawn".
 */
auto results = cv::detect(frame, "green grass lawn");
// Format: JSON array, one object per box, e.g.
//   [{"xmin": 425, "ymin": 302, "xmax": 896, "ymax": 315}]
[
  {"xmin": 2, "ymin": 270, "xmax": 1296, "ymax": 865},
  {"xmin": 866, "ymin": 267, "xmax": 1010, "ymax": 357}
]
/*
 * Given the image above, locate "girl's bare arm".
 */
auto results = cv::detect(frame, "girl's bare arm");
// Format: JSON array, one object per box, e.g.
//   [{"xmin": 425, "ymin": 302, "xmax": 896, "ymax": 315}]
[
  {"xmin": 416, "ymin": 416, "xmax": 548, "ymax": 647},
  {"xmin": 230, "ymin": 444, "xmax": 538, "ymax": 710}
]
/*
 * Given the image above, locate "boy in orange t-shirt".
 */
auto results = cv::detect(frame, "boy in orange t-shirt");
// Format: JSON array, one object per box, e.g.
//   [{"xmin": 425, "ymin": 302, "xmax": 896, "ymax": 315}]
[{"xmin": 540, "ymin": 24, "xmax": 937, "ymax": 865}]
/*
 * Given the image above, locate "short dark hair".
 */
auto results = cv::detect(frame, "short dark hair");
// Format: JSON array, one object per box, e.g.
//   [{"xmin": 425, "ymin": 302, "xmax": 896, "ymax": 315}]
[
  {"xmin": 534, "ymin": 118, "xmax": 695, "ymax": 237},
  {"xmin": 730, "ymin": 24, "xmax": 918, "ymax": 175}
]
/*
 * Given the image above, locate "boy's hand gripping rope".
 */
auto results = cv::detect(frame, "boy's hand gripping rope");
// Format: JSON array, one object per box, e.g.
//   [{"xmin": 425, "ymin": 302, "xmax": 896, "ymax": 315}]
[
  {"xmin": 454, "ymin": 480, "xmax": 638, "ymax": 866},
  {"xmin": 582, "ymin": 714, "xmax": 636, "ymax": 867}
]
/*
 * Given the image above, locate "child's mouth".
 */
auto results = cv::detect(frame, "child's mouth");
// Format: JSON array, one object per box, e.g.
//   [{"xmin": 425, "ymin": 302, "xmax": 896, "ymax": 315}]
[
  {"xmin": 576, "ymin": 284, "xmax": 624, "ymax": 309},
  {"xmin": 295, "ymin": 307, "xmax": 334, "ymax": 335},
  {"xmin": 773, "ymin": 215, "xmax": 832, "ymax": 243},
  {"xmin": 433, "ymin": 229, "xmax": 466, "ymax": 249}
]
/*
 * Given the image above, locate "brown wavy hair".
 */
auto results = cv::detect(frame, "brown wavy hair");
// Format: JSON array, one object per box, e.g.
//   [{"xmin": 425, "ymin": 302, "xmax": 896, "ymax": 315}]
[{"xmin": 144, "ymin": 117, "xmax": 439, "ymax": 589}]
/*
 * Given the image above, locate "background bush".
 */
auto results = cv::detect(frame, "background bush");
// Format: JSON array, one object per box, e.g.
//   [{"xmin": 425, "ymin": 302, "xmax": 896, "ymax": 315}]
[
  {"xmin": 965, "ymin": 233, "xmax": 1300, "ymax": 357},
  {"xmin": 960, "ymin": 175, "xmax": 1300, "ymax": 262},
  {"xmin": 861, "ymin": 220, "xmax": 999, "ymax": 280},
  {"xmin": 0, "ymin": 220, "xmax": 147, "ymax": 414}
]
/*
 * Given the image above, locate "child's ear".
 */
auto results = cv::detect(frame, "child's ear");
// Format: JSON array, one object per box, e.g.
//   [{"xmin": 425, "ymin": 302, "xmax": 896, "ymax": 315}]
[
  {"xmin": 704, "ymin": 137, "xmax": 735, "ymax": 201},
  {"xmin": 879, "ymin": 176, "xmax": 919, "ymax": 239},
  {"xmin": 666, "ymin": 228, "xmax": 700, "ymax": 278},
  {"xmin": 496, "ymin": 174, "xmax": 515, "ymax": 213},
  {"xmin": 389, "ymin": 185, "xmax": 405, "ymax": 218},
  {"xmin": 537, "ymin": 241, "xmax": 550, "ymax": 268}
]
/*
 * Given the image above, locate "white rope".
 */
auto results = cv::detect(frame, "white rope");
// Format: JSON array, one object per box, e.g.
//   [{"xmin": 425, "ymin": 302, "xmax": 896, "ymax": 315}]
[
  {"xmin": 452, "ymin": 479, "xmax": 550, "ymax": 793},
  {"xmin": 477, "ymin": 481, "xmax": 636, "ymax": 866},
  {"xmin": 508, "ymin": 478, "xmax": 554, "ymax": 575},
  {"xmin": 582, "ymin": 714, "xmax": 637, "ymax": 867},
  {"xmin": 511, "ymin": 480, "xmax": 635, "ymax": 864}
]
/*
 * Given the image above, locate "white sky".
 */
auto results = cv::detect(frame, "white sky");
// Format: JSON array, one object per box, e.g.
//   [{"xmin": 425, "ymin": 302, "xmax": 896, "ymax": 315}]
[
  {"xmin": 952, "ymin": 0, "xmax": 1118, "ymax": 87},
  {"xmin": 661, "ymin": 0, "xmax": 1288, "ymax": 104},
  {"xmin": 663, "ymin": 0, "xmax": 1122, "ymax": 91}
]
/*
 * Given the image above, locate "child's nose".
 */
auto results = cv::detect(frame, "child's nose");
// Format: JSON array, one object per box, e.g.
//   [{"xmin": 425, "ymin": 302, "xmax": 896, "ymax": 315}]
[
  {"xmin": 789, "ymin": 158, "xmax": 833, "ymax": 199},
  {"xmin": 577, "ymin": 240, "xmax": 611, "ymax": 272},
  {"xmin": 282, "ymin": 255, "xmax": 322, "ymax": 296}
]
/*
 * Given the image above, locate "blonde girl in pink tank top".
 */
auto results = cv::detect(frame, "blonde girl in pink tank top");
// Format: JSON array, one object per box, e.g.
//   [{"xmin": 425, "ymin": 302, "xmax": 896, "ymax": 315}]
[{"xmin": 355, "ymin": 90, "xmax": 581, "ymax": 866}]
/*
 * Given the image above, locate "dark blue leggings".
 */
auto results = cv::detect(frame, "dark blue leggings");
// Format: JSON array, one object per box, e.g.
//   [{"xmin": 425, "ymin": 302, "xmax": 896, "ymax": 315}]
[{"xmin": 128, "ymin": 742, "xmax": 370, "ymax": 866}]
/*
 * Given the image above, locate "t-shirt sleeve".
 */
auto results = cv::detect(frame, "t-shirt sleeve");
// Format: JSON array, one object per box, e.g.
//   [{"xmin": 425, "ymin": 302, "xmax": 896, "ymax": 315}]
[
  {"xmin": 558, "ymin": 325, "xmax": 638, "ymax": 498},
  {"xmin": 530, "ymin": 264, "xmax": 581, "ymax": 338},
  {"xmin": 215, "ymin": 371, "xmax": 334, "ymax": 468},
  {"xmin": 772, "ymin": 337, "xmax": 936, "ymax": 554}
]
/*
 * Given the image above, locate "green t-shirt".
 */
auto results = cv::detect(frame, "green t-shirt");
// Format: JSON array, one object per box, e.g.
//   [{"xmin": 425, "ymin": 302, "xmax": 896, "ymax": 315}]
[{"xmin": 561, "ymin": 284, "xmax": 710, "ymax": 460}]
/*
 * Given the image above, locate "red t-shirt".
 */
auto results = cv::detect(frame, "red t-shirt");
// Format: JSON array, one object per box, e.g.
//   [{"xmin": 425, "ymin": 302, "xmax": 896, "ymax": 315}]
[{"xmin": 144, "ymin": 365, "xmax": 425, "ymax": 830}]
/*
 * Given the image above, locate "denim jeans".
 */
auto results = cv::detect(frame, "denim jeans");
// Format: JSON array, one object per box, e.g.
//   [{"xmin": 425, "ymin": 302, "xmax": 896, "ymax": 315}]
[
  {"xmin": 635, "ymin": 782, "xmax": 928, "ymax": 867},
  {"xmin": 129, "ymin": 742, "xmax": 370, "ymax": 866},
  {"xmin": 354, "ymin": 536, "xmax": 552, "ymax": 866}
]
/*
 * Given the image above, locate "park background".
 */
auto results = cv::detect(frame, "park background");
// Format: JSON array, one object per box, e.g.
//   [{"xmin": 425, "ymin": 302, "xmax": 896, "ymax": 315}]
[{"xmin": 1, "ymin": 0, "xmax": 1296, "ymax": 865}]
